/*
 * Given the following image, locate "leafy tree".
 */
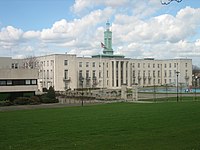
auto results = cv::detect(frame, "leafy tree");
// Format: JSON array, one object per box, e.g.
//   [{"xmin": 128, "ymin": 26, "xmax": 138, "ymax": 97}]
[
  {"xmin": 47, "ymin": 86, "xmax": 56, "ymax": 99},
  {"xmin": 41, "ymin": 86, "xmax": 58, "ymax": 103}
]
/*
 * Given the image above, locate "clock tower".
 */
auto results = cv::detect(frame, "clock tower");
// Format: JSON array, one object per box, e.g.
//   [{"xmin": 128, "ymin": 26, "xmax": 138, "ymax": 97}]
[{"xmin": 103, "ymin": 21, "xmax": 113, "ymax": 55}]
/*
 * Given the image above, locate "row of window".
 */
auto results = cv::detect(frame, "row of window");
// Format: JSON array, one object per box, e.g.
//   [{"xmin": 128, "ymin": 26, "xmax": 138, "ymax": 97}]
[
  {"xmin": 40, "ymin": 60, "xmax": 69, "ymax": 67},
  {"xmin": 0, "ymin": 79, "xmax": 37, "ymax": 86},
  {"xmin": 39, "ymin": 69, "xmax": 53, "ymax": 79},
  {"xmin": 132, "ymin": 63, "xmax": 188, "ymax": 69},
  {"xmin": 79, "ymin": 70, "xmax": 109, "ymax": 79},
  {"xmin": 79, "ymin": 62, "xmax": 109, "ymax": 68},
  {"xmin": 133, "ymin": 70, "xmax": 188, "ymax": 78},
  {"xmin": 40, "ymin": 60, "xmax": 54, "ymax": 67},
  {"xmin": 135, "ymin": 78, "xmax": 176, "ymax": 85}
]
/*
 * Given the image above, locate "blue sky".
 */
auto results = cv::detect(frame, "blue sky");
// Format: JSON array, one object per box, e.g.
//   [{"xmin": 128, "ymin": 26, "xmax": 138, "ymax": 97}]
[{"xmin": 0, "ymin": 0, "xmax": 200, "ymax": 66}]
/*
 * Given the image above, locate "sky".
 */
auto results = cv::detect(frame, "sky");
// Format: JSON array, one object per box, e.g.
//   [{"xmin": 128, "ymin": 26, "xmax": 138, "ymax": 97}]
[{"xmin": 0, "ymin": 0, "xmax": 200, "ymax": 66}]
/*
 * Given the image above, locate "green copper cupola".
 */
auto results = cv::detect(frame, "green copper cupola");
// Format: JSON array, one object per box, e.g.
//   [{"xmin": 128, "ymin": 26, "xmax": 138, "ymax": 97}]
[
  {"xmin": 92, "ymin": 21, "xmax": 124, "ymax": 58},
  {"xmin": 103, "ymin": 21, "xmax": 113, "ymax": 55}
]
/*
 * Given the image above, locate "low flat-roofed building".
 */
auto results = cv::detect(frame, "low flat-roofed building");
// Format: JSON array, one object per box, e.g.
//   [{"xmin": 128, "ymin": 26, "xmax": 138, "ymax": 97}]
[
  {"xmin": 0, "ymin": 69, "xmax": 38, "ymax": 100},
  {"xmin": 0, "ymin": 57, "xmax": 38, "ymax": 100}
]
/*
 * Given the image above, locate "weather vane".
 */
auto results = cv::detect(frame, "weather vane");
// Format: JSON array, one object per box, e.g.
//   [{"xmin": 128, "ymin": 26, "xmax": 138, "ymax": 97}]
[{"xmin": 160, "ymin": 0, "xmax": 182, "ymax": 5}]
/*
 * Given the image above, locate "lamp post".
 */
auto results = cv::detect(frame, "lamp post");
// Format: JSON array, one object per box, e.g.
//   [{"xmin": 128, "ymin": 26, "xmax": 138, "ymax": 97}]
[
  {"xmin": 194, "ymin": 76, "xmax": 199, "ymax": 101},
  {"xmin": 80, "ymin": 77, "xmax": 84, "ymax": 107},
  {"xmin": 176, "ymin": 71, "xmax": 180, "ymax": 102}
]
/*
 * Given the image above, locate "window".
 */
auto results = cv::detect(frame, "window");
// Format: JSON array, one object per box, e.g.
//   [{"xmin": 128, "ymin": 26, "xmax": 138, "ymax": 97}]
[
  {"xmin": 44, "ymin": 70, "xmax": 46, "ymax": 79},
  {"xmin": 86, "ymin": 70, "xmax": 89, "ymax": 79},
  {"xmin": 31, "ymin": 80, "xmax": 37, "ymax": 85},
  {"xmin": 64, "ymin": 60, "xmax": 68, "ymax": 65},
  {"xmin": 164, "ymin": 70, "xmax": 167, "ymax": 77},
  {"xmin": 158, "ymin": 79, "xmax": 160, "ymax": 84},
  {"xmin": 50, "ymin": 70, "xmax": 53, "ymax": 79},
  {"xmin": 158, "ymin": 71, "xmax": 160, "ymax": 77},
  {"xmin": 153, "ymin": 64, "xmax": 155, "ymax": 68},
  {"xmin": 148, "ymin": 63, "xmax": 150, "ymax": 68},
  {"xmin": 164, "ymin": 64, "xmax": 167, "ymax": 68},
  {"xmin": 0, "ymin": 80, "xmax": 6, "ymax": 85},
  {"xmin": 15, "ymin": 63, "xmax": 18, "ymax": 69},
  {"xmin": 99, "ymin": 71, "xmax": 102, "ymax": 78},
  {"xmin": 11, "ymin": 63, "xmax": 18, "ymax": 69},
  {"xmin": 7, "ymin": 80, "xmax": 12, "ymax": 85},
  {"xmin": 138, "ymin": 63, "xmax": 140, "ymax": 68},
  {"xmin": 174, "ymin": 63, "xmax": 176, "ymax": 68},
  {"xmin": 86, "ymin": 62, "xmax": 89, "ymax": 67},
  {"xmin": 79, "ymin": 70, "xmax": 82, "ymax": 78},
  {"xmin": 169, "ymin": 63, "xmax": 171, "ymax": 68},
  {"xmin": 64, "ymin": 70, "xmax": 68, "ymax": 79},
  {"xmin": 47, "ymin": 70, "xmax": 49, "ymax": 79},
  {"xmin": 132, "ymin": 63, "xmax": 135, "ymax": 68},
  {"xmin": 79, "ymin": 62, "xmax": 82, "ymax": 67},
  {"xmin": 133, "ymin": 71, "xmax": 135, "ymax": 77},
  {"xmin": 25, "ymin": 80, "xmax": 31, "ymax": 85},
  {"xmin": 12, "ymin": 63, "xmax": 14, "ymax": 69},
  {"xmin": 51, "ymin": 60, "xmax": 54, "ymax": 66},
  {"xmin": 13, "ymin": 80, "xmax": 25, "ymax": 85},
  {"xmin": 92, "ymin": 62, "xmax": 95, "ymax": 67},
  {"xmin": 158, "ymin": 64, "xmax": 160, "ymax": 68},
  {"xmin": 185, "ymin": 63, "xmax": 188, "ymax": 67},
  {"xmin": 92, "ymin": 70, "xmax": 96, "ymax": 78},
  {"xmin": 47, "ymin": 61, "xmax": 49, "ymax": 66}
]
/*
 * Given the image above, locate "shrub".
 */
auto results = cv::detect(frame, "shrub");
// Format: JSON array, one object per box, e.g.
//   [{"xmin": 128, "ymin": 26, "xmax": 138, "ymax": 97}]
[
  {"xmin": 40, "ymin": 86, "xmax": 58, "ymax": 104},
  {"xmin": 13, "ymin": 96, "xmax": 41, "ymax": 105},
  {"xmin": 0, "ymin": 100, "xmax": 12, "ymax": 106},
  {"xmin": 13, "ymin": 97, "xmax": 32, "ymax": 105},
  {"xmin": 40, "ymin": 94, "xmax": 58, "ymax": 104},
  {"xmin": 30, "ymin": 96, "xmax": 41, "ymax": 105},
  {"xmin": 47, "ymin": 86, "xmax": 56, "ymax": 99}
]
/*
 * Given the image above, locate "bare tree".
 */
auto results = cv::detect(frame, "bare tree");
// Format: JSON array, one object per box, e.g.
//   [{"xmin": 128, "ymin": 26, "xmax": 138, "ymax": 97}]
[
  {"xmin": 161, "ymin": 0, "xmax": 182, "ymax": 5},
  {"xmin": 23, "ymin": 56, "xmax": 39, "ymax": 69},
  {"xmin": 193, "ymin": 65, "xmax": 200, "ymax": 76}
]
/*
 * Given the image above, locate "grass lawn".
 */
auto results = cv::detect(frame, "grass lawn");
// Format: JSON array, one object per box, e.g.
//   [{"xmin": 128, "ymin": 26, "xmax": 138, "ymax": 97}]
[{"xmin": 1, "ymin": 101, "xmax": 200, "ymax": 150}]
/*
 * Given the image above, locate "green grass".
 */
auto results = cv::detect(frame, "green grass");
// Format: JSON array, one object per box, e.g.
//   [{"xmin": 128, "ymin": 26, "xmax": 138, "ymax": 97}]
[{"xmin": 1, "ymin": 102, "xmax": 200, "ymax": 150}]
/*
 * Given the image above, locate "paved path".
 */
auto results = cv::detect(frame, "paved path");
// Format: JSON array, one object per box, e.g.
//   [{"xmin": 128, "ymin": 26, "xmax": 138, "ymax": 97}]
[{"xmin": 0, "ymin": 103, "xmax": 103, "ymax": 112}]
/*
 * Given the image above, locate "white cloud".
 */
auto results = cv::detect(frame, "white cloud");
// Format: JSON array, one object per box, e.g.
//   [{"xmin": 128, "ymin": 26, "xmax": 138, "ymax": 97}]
[
  {"xmin": 72, "ymin": 0, "xmax": 161, "ymax": 18},
  {"xmin": 23, "ymin": 31, "xmax": 40, "ymax": 39},
  {"xmin": 0, "ymin": 26, "xmax": 23, "ymax": 42},
  {"xmin": 0, "ymin": 2, "xmax": 200, "ymax": 65}
]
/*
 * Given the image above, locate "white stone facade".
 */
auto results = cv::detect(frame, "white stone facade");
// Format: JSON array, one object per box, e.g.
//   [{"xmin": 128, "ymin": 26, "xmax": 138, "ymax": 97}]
[{"xmin": 37, "ymin": 54, "xmax": 192, "ymax": 91}]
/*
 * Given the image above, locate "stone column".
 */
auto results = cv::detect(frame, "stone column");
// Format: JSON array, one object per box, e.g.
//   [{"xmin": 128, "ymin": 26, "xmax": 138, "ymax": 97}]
[
  {"xmin": 113, "ymin": 61, "xmax": 116, "ymax": 87},
  {"xmin": 121, "ymin": 84, "xmax": 127, "ymax": 100},
  {"xmin": 132, "ymin": 84, "xmax": 138, "ymax": 101},
  {"xmin": 118, "ymin": 61, "xmax": 121, "ymax": 87}
]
